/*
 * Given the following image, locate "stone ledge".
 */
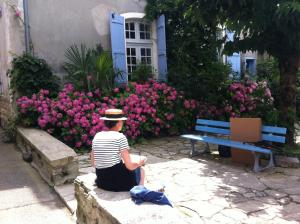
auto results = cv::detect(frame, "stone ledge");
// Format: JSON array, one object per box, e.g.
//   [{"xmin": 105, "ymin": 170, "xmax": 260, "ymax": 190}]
[
  {"xmin": 16, "ymin": 127, "xmax": 78, "ymax": 186},
  {"xmin": 275, "ymin": 155, "xmax": 300, "ymax": 168},
  {"xmin": 75, "ymin": 173, "xmax": 183, "ymax": 224}
]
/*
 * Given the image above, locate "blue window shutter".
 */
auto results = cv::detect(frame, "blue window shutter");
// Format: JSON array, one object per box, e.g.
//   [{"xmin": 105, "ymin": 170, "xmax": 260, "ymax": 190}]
[
  {"xmin": 110, "ymin": 12, "xmax": 127, "ymax": 84},
  {"xmin": 226, "ymin": 31, "xmax": 241, "ymax": 76},
  {"xmin": 157, "ymin": 15, "xmax": 168, "ymax": 82}
]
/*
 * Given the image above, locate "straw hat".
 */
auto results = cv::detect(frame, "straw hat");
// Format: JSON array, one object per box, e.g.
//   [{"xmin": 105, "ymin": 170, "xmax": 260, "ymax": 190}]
[{"xmin": 100, "ymin": 109, "xmax": 127, "ymax": 121}]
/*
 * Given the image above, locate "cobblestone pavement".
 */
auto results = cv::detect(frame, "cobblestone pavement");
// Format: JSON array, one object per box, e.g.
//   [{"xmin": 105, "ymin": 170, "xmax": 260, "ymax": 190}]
[{"xmin": 78, "ymin": 137, "xmax": 300, "ymax": 224}]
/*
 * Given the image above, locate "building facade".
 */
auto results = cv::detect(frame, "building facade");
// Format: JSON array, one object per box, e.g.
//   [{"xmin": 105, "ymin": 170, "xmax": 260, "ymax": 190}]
[{"xmin": 0, "ymin": 0, "xmax": 167, "ymax": 125}]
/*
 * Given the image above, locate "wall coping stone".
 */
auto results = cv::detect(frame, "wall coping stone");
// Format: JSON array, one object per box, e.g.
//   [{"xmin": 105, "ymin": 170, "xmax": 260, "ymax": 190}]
[
  {"xmin": 17, "ymin": 127, "xmax": 77, "ymax": 167},
  {"xmin": 75, "ymin": 173, "xmax": 183, "ymax": 224},
  {"xmin": 16, "ymin": 127, "xmax": 78, "ymax": 186}
]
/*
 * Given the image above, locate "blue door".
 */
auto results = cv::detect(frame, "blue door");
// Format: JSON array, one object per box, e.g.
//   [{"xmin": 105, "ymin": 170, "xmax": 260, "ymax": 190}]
[{"xmin": 246, "ymin": 59, "xmax": 256, "ymax": 75}]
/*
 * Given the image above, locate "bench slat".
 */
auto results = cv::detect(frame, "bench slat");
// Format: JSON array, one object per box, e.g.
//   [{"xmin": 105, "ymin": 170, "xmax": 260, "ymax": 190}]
[
  {"xmin": 262, "ymin": 134, "xmax": 286, "ymax": 143},
  {"xmin": 196, "ymin": 119, "xmax": 230, "ymax": 128},
  {"xmin": 262, "ymin": 126, "xmax": 287, "ymax": 135},
  {"xmin": 195, "ymin": 119, "xmax": 286, "ymax": 144},
  {"xmin": 181, "ymin": 134, "xmax": 271, "ymax": 154},
  {"xmin": 195, "ymin": 126, "xmax": 231, "ymax": 135}
]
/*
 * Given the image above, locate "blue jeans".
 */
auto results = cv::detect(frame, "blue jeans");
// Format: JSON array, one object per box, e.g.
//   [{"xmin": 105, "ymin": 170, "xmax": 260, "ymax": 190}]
[{"xmin": 135, "ymin": 167, "xmax": 141, "ymax": 185}]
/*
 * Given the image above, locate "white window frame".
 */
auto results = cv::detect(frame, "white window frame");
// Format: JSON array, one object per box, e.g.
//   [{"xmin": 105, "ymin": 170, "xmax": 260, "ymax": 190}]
[{"xmin": 121, "ymin": 12, "xmax": 158, "ymax": 80}]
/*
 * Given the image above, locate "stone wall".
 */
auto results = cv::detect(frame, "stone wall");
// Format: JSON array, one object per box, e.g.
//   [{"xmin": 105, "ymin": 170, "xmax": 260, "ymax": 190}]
[
  {"xmin": 0, "ymin": 0, "xmax": 25, "ymax": 126},
  {"xmin": 16, "ymin": 127, "xmax": 79, "ymax": 186},
  {"xmin": 75, "ymin": 173, "xmax": 182, "ymax": 224},
  {"xmin": 0, "ymin": 96, "xmax": 13, "ymax": 127}
]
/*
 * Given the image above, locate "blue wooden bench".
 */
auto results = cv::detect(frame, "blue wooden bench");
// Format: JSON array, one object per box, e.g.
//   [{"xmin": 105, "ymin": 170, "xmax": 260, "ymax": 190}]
[{"xmin": 181, "ymin": 119, "xmax": 287, "ymax": 172}]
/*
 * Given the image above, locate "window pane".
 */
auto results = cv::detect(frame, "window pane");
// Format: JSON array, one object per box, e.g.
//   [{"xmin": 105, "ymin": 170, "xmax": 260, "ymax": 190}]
[
  {"xmin": 132, "ymin": 57, "xmax": 136, "ymax": 64},
  {"xmin": 127, "ymin": 57, "xmax": 130, "ymax": 64},
  {"xmin": 140, "ymin": 32, "xmax": 145, "ymax": 39},
  {"xmin": 147, "ymin": 58, "xmax": 151, "ymax": 64},
  {"xmin": 146, "ymin": 48, "xmax": 151, "ymax": 56},
  {"xmin": 126, "ymin": 31, "xmax": 129, "ymax": 39},
  {"xmin": 126, "ymin": 48, "xmax": 130, "ymax": 55},
  {"xmin": 141, "ymin": 48, "xmax": 145, "ymax": 56},
  {"xmin": 125, "ymin": 23, "xmax": 129, "ymax": 30},
  {"xmin": 130, "ymin": 22, "xmax": 135, "ymax": 30},
  {"xmin": 140, "ymin": 24, "xmax": 145, "ymax": 31},
  {"xmin": 145, "ymin": 33, "xmax": 150, "ymax": 39},
  {"xmin": 130, "ymin": 32, "xmax": 135, "ymax": 39},
  {"xmin": 145, "ymin": 24, "xmax": 150, "ymax": 32},
  {"xmin": 131, "ymin": 48, "xmax": 136, "ymax": 55},
  {"xmin": 141, "ymin": 57, "xmax": 146, "ymax": 63}
]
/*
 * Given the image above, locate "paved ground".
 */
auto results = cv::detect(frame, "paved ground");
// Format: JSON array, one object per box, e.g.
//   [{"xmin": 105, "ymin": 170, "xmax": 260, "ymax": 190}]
[
  {"xmin": 72, "ymin": 137, "xmax": 300, "ymax": 224},
  {"xmin": 1, "ymin": 126, "xmax": 300, "ymax": 224},
  {"xmin": 0, "ymin": 130, "xmax": 74, "ymax": 224}
]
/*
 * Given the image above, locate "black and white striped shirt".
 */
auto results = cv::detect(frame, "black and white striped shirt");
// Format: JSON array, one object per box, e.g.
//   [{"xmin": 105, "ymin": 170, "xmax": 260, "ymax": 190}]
[{"xmin": 92, "ymin": 131, "xmax": 129, "ymax": 169}]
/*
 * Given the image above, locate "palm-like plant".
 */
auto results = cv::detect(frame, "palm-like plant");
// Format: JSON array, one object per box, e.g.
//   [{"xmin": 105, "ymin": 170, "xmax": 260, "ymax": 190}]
[
  {"xmin": 94, "ymin": 52, "xmax": 119, "ymax": 93},
  {"xmin": 63, "ymin": 44, "xmax": 92, "ymax": 90},
  {"xmin": 64, "ymin": 44, "xmax": 120, "ymax": 93}
]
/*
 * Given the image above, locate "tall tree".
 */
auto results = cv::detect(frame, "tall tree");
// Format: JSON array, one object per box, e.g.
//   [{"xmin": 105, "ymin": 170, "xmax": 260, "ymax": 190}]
[
  {"xmin": 146, "ymin": 0, "xmax": 230, "ymax": 104},
  {"xmin": 147, "ymin": 0, "xmax": 300, "ymax": 144}
]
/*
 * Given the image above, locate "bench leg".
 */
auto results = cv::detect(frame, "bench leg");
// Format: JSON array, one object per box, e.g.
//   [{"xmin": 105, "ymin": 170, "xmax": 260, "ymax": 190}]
[
  {"xmin": 267, "ymin": 152, "xmax": 275, "ymax": 169},
  {"xmin": 253, "ymin": 152, "xmax": 275, "ymax": 172},
  {"xmin": 253, "ymin": 152, "xmax": 261, "ymax": 172},
  {"xmin": 204, "ymin": 143, "xmax": 210, "ymax": 153},
  {"xmin": 190, "ymin": 141, "xmax": 210, "ymax": 157},
  {"xmin": 190, "ymin": 140, "xmax": 196, "ymax": 157}
]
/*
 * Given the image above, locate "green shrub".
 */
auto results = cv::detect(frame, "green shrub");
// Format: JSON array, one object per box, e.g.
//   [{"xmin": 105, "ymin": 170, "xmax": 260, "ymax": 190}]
[
  {"xmin": 130, "ymin": 63, "xmax": 154, "ymax": 83},
  {"xmin": 169, "ymin": 61, "xmax": 231, "ymax": 104},
  {"xmin": 63, "ymin": 44, "xmax": 119, "ymax": 93},
  {"xmin": 9, "ymin": 54, "xmax": 60, "ymax": 97}
]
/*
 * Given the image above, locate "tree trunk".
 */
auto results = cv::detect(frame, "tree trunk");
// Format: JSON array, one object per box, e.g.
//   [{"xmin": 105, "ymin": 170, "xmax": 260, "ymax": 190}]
[{"xmin": 278, "ymin": 55, "xmax": 300, "ymax": 145}]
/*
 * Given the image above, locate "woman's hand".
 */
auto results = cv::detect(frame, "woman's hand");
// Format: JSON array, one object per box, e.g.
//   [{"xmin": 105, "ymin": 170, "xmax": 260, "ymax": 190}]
[
  {"xmin": 121, "ymin": 150, "xmax": 147, "ymax": 170},
  {"xmin": 138, "ymin": 156, "xmax": 147, "ymax": 166}
]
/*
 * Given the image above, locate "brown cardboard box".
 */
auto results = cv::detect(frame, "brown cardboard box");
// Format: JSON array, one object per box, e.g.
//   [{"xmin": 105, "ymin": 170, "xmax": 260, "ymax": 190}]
[{"xmin": 230, "ymin": 118, "xmax": 262, "ymax": 165}]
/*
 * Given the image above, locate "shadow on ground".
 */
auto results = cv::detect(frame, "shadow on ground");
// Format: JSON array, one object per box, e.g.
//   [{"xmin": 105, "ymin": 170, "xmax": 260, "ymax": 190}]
[{"xmin": 130, "ymin": 136, "xmax": 300, "ymax": 224}]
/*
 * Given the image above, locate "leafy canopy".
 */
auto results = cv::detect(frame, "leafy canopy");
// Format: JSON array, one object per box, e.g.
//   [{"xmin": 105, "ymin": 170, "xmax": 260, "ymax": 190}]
[
  {"xmin": 146, "ymin": 0, "xmax": 231, "ymax": 102},
  {"xmin": 193, "ymin": 0, "xmax": 300, "ymax": 58}
]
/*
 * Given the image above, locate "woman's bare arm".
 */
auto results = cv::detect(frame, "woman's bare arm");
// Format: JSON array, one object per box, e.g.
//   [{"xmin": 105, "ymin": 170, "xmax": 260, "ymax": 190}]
[
  {"xmin": 90, "ymin": 149, "xmax": 95, "ymax": 167},
  {"xmin": 121, "ymin": 149, "xmax": 146, "ymax": 170}
]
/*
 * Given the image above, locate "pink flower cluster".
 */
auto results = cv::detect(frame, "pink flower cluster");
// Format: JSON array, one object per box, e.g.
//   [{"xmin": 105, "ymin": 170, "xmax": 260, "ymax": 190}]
[
  {"xmin": 225, "ymin": 81, "xmax": 274, "ymax": 118},
  {"xmin": 17, "ymin": 81, "xmax": 197, "ymax": 149}
]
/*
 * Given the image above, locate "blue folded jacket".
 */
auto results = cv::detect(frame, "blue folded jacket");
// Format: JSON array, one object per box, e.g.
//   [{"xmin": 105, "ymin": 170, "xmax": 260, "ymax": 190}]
[{"xmin": 130, "ymin": 185, "xmax": 172, "ymax": 207}]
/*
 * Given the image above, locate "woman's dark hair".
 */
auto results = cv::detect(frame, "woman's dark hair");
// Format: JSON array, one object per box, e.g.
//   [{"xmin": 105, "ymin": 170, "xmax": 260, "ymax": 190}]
[{"xmin": 104, "ymin": 120, "xmax": 119, "ymax": 129}]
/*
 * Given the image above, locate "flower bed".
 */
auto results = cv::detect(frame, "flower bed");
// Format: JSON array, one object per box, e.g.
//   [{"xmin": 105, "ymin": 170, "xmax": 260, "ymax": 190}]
[
  {"xmin": 17, "ymin": 81, "xmax": 197, "ymax": 150},
  {"xmin": 17, "ymin": 80, "xmax": 276, "ymax": 151}
]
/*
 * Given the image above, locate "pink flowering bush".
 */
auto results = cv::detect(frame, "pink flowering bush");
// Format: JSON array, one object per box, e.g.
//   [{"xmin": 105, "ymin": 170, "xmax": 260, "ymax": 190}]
[
  {"xmin": 17, "ymin": 79, "xmax": 277, "ymax": 151},
  {"xmin": 222, "ymin": 80, "xmax": 278, "ymax": 123},
  {"xmin": 196, "ymin": 80, "xmax": 277, "ymax": 123},
  {"xmin": 17, "ymin": 81, "xmax": 197, "ymax": 150}
]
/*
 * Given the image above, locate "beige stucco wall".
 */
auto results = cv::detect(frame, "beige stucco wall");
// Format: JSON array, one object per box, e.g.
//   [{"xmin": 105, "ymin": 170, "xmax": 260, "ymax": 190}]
[
  {"xmin": 28, "ymin": 0, "xmax": 147, "ymax": 75},
  {"xmin": 0, "ymin": 0, "xmax": 24, "ymax": 125}
]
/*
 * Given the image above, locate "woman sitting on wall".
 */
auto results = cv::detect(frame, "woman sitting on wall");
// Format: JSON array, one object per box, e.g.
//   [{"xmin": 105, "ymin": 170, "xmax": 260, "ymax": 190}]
[{"xmin": 91, "ymin": 109, "xmax": 147, "ymax": 192}]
